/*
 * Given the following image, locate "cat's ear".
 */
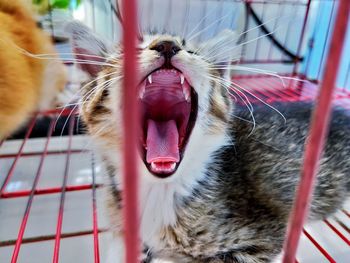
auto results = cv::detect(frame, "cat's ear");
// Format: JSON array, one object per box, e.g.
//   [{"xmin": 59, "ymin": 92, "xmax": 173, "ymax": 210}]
[
  {"xmin": 65, "ymin": 21, "xmax": 114, "ymax": 77},
  {"xmin": 199, "ymin": 30, "xmax": 239, "ymax": 79}
]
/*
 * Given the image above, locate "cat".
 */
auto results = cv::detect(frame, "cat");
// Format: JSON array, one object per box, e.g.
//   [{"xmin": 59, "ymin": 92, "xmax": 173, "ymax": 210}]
[
  {"xmin": 0, "ymin": 0, "xmax": 66, "ymax": 140},
  {"xmin": 66, "ymin": 21, "xmax": 350, "ymax": 263}
]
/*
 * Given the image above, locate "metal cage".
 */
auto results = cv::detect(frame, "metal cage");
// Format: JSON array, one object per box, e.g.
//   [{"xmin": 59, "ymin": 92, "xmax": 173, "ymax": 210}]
[{"xmin": 0, "ymin": 0, "xmax": 349, "ymax": 262}]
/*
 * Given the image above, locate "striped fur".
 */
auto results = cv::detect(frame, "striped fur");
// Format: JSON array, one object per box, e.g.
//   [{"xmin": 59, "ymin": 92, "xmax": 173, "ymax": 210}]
[{"xmin": 67, "ymin": 23, "xmax": 350, "ymax": 263}]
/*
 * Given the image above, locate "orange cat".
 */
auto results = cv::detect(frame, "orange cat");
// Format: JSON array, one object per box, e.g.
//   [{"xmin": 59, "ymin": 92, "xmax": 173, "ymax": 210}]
[{"xmin": 0, "ymin": 0, "xmax": 66, "ymax": 139}]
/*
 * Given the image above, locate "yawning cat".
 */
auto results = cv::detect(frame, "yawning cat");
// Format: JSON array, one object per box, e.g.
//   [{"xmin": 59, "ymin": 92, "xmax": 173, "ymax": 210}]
[{"xmin": 67, "ymin": 21, "xmax": 350, "ymax": 263}]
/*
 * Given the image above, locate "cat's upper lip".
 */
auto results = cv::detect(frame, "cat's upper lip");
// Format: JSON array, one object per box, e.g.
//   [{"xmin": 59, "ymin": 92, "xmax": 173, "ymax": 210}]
[
  {"xmin": 139, "ymin": 69, "xmax": 190, "ymax": 101},
  {"xmin": 140, "ymin": 64, "xmax": 193, "ymax": 88}
]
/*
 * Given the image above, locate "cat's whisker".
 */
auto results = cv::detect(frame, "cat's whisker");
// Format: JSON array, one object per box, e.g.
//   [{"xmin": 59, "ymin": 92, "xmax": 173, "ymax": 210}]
[
  {"xmin": 230, "ymin": 86, "xmax": 256, "ymax": 136},
  {"xmin": 208, "ymin": 64, "xmax": 310, "ymax": 90},
  {"xmin": 203, "ymin": 24, "xmax": 286, "ymax": 63},
  {"xmin": 204, "ymin": 74, "xmax": 256, "ymax": 134},
  {"xmin": 197, "ymin": 14, "xmax": 292, "ymax": 57},
  {"xmin": 206, "ymin": 72, "xmax": 286, "ymax": 135},
  {"xmin": 194, "ymin": 13, "xmax": 288, "ymax": 56},
  {"xmin": 185, "ymin": 5, "xmax": 221, "ymax": 41},
  {"xmin": 62, "ymin": 72, "xmax": 117, "ymax": 110},
  {"xmin": 56, "ymin": 102, "xmax": 82, "ymax": 108},
  {"xmin": 69, "ymin": 71, "xmax": 118, "ymax": 106},
  {"xmin": 54, "ymin": 72, "xmax": 118, "ymax": 132},
  {"xmin": 187, "ymin": 13, "xmax": 230, "ymax": 43},
  {"xmin": 79, "ymin": 72, "xmax": 119, "ymax": 99},
  {"xmin": 93, "ymin": 122, "xmax": 115, "ymax": 138},
  {"xmin": 231, "ymin": 114, "xmax": 255, "ymax": 124},
  {"xmin": 60, "ymin": 76, "xmax": 116, "ymax": 137},
  {"xmin": 0, "ymin": 38, "xmax": 118, "ymax": 67},
  {"xmin": 232, "ymin": 65, "xmax": 287, "ymax": 88},
  {"xmin": 207, "ymin": 74, "xmax": 254, "ymax": 112},
  {"xmin": 59, "ymin": 105, "xmax": 79, "ymax": 137},
  {"xmin": 236, "ymin": 14, "xmax": 294, "ymax": 41},
  {"xmin": 81, "ymin": 77, "xmax": 120, "ymax": 106},
  {"xmin": 230, "ymin": 80, "xmax": 287, "ymax": 124},
  {"xmin": 32, "ymin": 52, "xmax": 115, "ymax": 62}
]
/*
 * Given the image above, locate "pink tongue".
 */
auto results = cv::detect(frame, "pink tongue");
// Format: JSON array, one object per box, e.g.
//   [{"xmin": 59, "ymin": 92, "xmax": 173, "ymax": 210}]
[{"xmin": 146, "ymin": 119, "xmax": 180, "ymax": 163}]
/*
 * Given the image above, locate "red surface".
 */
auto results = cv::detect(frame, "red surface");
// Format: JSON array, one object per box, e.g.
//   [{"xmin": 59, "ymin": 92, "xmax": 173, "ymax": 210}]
[
  {"xmin": 282, "ymin": 1, "xmax": 350, "ymax": 262},
  {"xmin": 121, "ymin": 0, "xmax": 141, "ymax": 262}
]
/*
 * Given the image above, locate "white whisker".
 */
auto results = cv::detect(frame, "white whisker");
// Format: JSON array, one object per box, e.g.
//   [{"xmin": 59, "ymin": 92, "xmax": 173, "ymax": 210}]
[
  {"xmin": 185, "ymin": 5, "xmax": 221, "ymax": 40},
  {"xmin": 203, "ymin": 23, "xmax": 286, "ymax": 63},
  {"xmin": 230, "ymin": 80, "xmax": 286, "ymax": 124},
  {"xmin": 204, "ymin": 74, "xmax": 256, "ymax": 135},
  {"xmin": 187, "ymin": 13, "xmax": 230, "ymax": 42}
]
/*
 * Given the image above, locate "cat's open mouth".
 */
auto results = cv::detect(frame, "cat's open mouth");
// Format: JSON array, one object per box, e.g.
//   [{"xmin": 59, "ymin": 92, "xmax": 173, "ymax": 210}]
[{"xmin": 139, "ymin": 68, "xmax": 198, "ymax": 178}]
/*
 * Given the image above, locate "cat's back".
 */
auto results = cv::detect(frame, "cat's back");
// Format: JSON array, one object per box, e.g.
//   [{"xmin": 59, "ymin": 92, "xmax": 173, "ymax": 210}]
[
  {"xmin": 0, "ymin": 0, "xmax": 66, "ymax": 139},
  {"xmin": 231, "ymin": 101, "xmax": 350, "ymax": 217},
  {"xmin": 232, "ymin": 101, "xmax": 350, "ymax": 167}
]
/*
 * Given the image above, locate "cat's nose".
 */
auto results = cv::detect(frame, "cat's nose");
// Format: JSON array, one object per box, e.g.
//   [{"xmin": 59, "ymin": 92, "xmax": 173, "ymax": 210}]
[
  {"xmin": 150, "ymin": 41, "xmax": 181, "ymax": 68},
  {"xmin": 151, "ymin": 41, "xmax": 181, "ymax": 57}
]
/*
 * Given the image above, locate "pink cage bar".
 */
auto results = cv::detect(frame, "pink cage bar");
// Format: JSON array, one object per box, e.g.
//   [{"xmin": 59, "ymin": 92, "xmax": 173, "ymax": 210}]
[{"xmin": 0, "ymin": 0, "xmax": 350, "ymax": 262}]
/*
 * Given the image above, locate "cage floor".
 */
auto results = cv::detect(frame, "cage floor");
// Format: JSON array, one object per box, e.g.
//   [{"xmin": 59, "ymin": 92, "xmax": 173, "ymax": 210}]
[{"xmin": 0, "ymin": 75, "xmax": 350, "ymax": 263}]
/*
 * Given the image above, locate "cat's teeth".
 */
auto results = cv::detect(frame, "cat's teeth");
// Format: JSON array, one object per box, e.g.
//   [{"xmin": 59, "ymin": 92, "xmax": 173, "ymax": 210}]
[
  {"xmin": 183, "ymin": 86, "xmax": 190, "ymax": 102},
  {"xmin": 147, "ymin": 75, "xmax": 152, "ymax": 84},
  {"xmin": 139, "ymin": 85, "xmax": 145, "ymax": 99},
  {"xmin": 180, "ymin": 74, "xmax": 185, "ymax": 85},
  {"xmin": 150, "ymin": 162, "xmax": 176, "ymax": 172},
  {"xmin": 151, "ymin": 162, "xmax": 157, "ymax": 170}
]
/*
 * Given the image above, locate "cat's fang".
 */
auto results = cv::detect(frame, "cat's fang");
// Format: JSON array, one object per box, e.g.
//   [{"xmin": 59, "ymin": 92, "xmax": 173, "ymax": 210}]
[
  {"xmin": 147, "ymin": 75, "xmax": 153, "ymax": 84},
  {"xmin": 183, "ymin": 86, "xmax": 190, "ymax": 102},
  {"xmin": 180, "ymin": 74, "xmax": 185, "ymax": 85},
  {"xmin": 139, "ymin": 84, "xmax": 145, "ymax": 99}
]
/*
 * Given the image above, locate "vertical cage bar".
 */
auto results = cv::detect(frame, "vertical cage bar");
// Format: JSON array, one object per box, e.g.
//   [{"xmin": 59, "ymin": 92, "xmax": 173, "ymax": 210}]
[
  {"xmin": 254, "ymin": 2, "xmax": 266, "ymax": 61},
  {"xmin": 91, "ymin": 154, "xmax": 100, "ymax": 263},
  {"xmin": 121, "ymin": 0, "xmax": 140, "ymax": 262},
  {"xmin": 53, "ymin": 116, "xmax": 74, "ymax": 263},
  {"xmin": 302, "ymin": 1, "xmax": 323, "ymax": 78},
  {"xmin": 282, "ymin": 2, "xmax": 297, "ymax": 61},
  {"xmin": 292, "ymin": 0, "xmax": 312, "ymax": 75},
  {"xmin": 344, "ymin": 62, "xmax": 350, "ymax": 91},
  {"xmin": 316, "ymin": 1, "xmax": 336, "ymax": 80},
  {"xmin": 267, "ymin": 2, "xmax": 282, "ymax": 60},
  {"xmin": 282, "ymin": 1, "xmax": 350, "ymax": 263}
]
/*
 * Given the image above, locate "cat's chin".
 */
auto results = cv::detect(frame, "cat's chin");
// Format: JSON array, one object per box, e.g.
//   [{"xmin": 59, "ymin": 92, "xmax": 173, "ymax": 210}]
[{"xmin": 138, "ymin": 67, "xmax": 198, "ymax": 179}]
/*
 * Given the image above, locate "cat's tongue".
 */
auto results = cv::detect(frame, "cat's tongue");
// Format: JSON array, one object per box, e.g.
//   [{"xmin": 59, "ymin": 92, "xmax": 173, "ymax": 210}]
[{"xmin": 146, "ymin": 119, "xmax": 179, "ymax": 173}]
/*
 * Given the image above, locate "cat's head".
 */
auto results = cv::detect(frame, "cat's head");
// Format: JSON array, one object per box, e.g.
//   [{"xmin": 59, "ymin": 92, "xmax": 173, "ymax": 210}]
[{"xmin": 67, "ymin": 22, "xmax": 238, "ymax": 184}]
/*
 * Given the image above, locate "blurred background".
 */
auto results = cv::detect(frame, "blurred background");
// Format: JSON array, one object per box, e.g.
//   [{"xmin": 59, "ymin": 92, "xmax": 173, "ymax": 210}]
[{"xmin": 35, "ymin": 0, "xmax": 350, "ymax": 90}]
